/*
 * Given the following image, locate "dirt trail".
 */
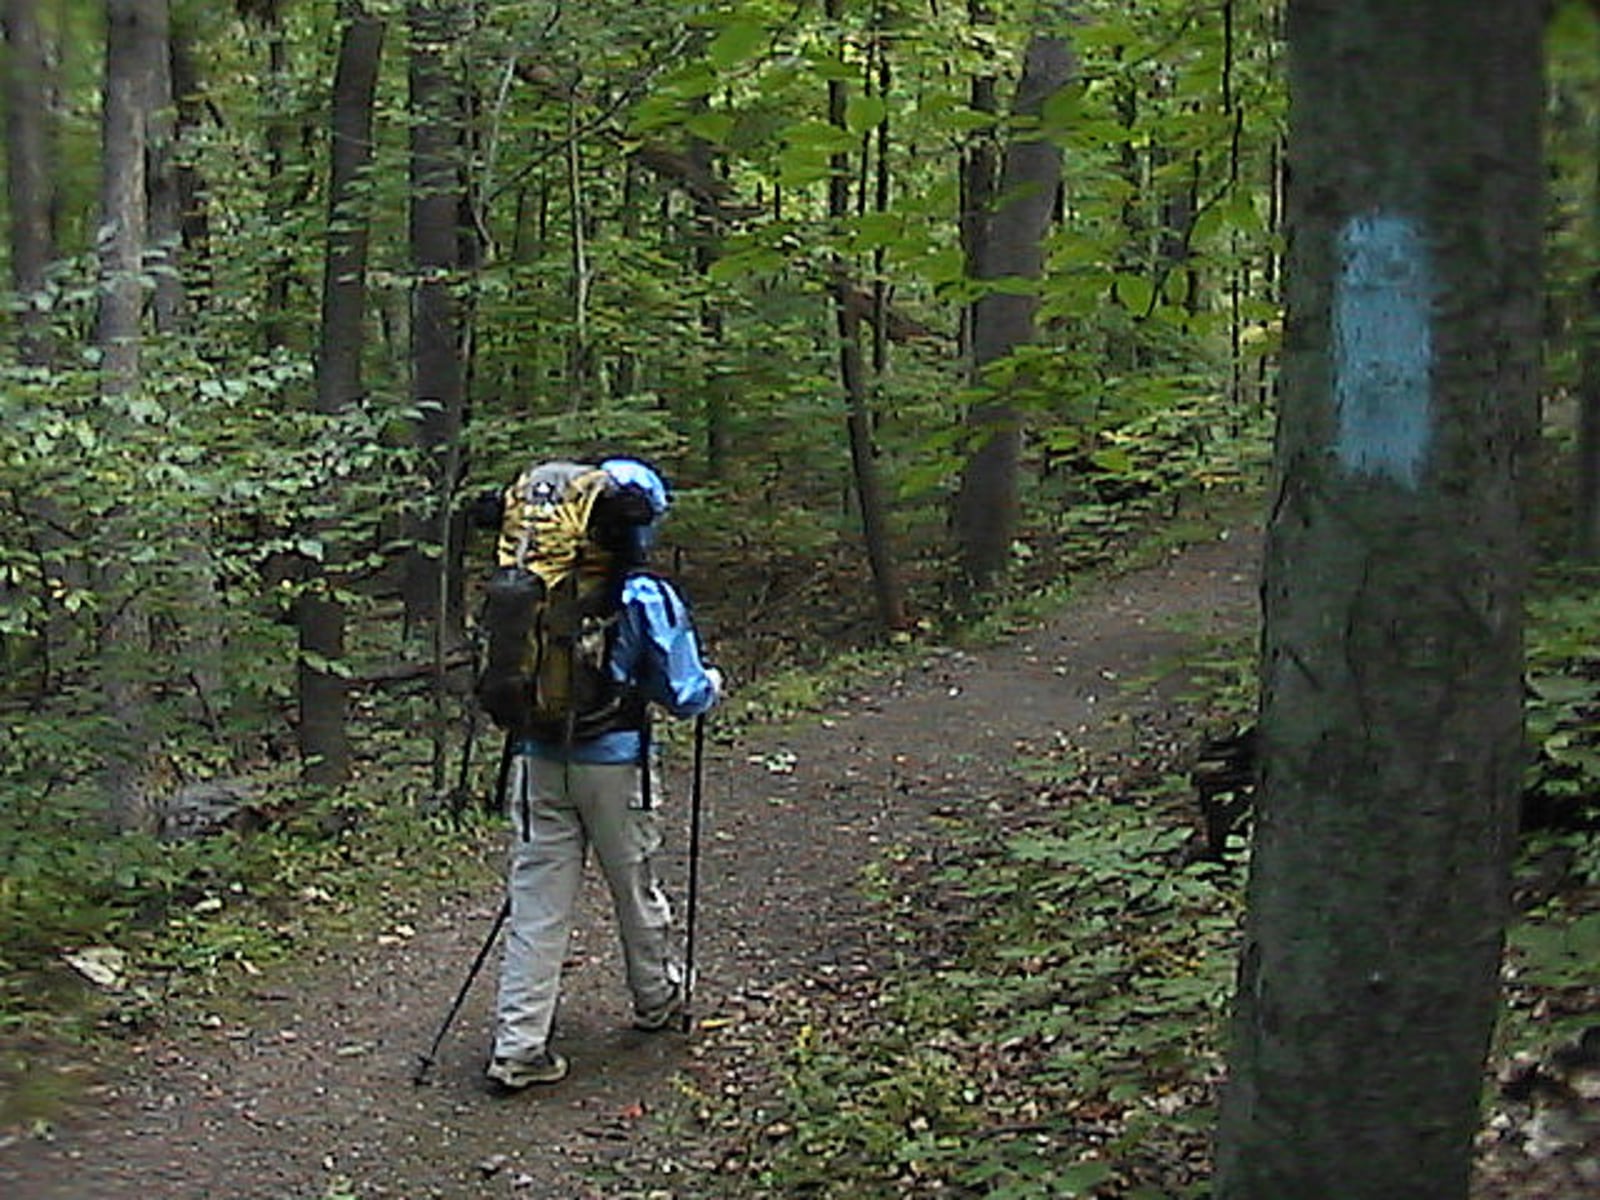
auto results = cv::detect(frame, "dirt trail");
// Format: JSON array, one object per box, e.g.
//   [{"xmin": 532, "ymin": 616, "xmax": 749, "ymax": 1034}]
[{"xmin": 0, "ymin": 521, "xmax": 1259, "ymax": 1199}]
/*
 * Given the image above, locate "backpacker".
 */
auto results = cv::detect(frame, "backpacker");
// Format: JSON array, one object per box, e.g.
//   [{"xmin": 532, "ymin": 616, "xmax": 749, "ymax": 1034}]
[{"xmin": 476, "ymin": 461, "xmax": 644, "ymax": 742}]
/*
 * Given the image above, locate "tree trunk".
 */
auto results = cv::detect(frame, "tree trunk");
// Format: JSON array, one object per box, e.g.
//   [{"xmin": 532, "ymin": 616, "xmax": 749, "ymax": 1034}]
[
  {"xmin": 169, "ymin": 14, "xmax": 212, "ymax": 310},
  {"xmin": 404, "ymin": 0, "xmax": 471, "ymax": 798},
  {"xmin": 257, "ymin": 0, "xmax": 293, "ymax": 352},
  {"xmin": 148, "ymin": 7, "xmax": 230, "ymax": 737},
  {"xmin": 95, "ymin": 0, "xmax": 170, "ymax": 828},
  {"xmin": 299, "ymin": 2, "xmax": 384, "ymax": 789},
  {"xmin": 688, "ymin": 128, "xmax": 732, "ymax": 479},
  {"xmin": 145, "ymin": 3, "xmax": 182, "ymax": 335},
  {"xmin": 870, "ymin": 43, "xmax": 892, "ymax": 376},
  {"xmin": 1574, "ymin": 139, "xmax": 1600, "ymax": 561},
  {"xmin": 4, "ymin": 0, "xmax": 56, "ymax": 366},
  {"xmin": 1213, "ymin": 4, "xmax": 1542, "ymax": 1197},
  {"xmin": 1576, "ymin": 267, "xmax": 1600, "ymax": 557},
  {"xmin": 826, "ymin": 0, "xmax": 906, "ymax": 631},
  {"xmin": 97, "ymin": 0, "xmax": 157, "ymax": 398},
  {"xmin": 952, "ymin": 28, "xmax": 1075, "ymax": 594},
  {"xmin": 402, "ymin": 0, "xmax": 467, "ymax": 641},
  {"xmin": 959, "ymin": 0, "xmax": 997, "ymax": 365},
  {"xmin": 564, "ymin": 95, "xmax": 593, "ymax": 411}
]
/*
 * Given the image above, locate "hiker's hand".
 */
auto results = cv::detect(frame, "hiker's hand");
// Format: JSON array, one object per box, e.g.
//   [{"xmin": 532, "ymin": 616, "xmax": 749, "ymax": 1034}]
[{"xmin": 706, "ymin": 667, "xmax": 725, "ymax": 701}]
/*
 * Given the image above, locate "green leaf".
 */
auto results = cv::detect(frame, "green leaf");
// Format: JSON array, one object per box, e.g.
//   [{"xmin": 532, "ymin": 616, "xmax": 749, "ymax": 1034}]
[
  {"xmin": 708, "ymin": 246, "xmax": 787, "ymax": 283},
  {"xmin": 1114, "ymin": 274, "xmax": 1155, "ymax": 313},
  {"xmin": 783, "ymin": 118, "xmax": 858, "ymax": 154},
  {"xmin": 1056, "ymin": 1159, "xmax": 1115, "ymax": 1195},
  {"xmin": 1221, "ymin": 193, "xmax": 1265, "ymax": 236},
  {"xmin": 300, "ymin": 651, "xmax": 353, "ymax": 679},
  {"xmin": 844, "ymin": 94, "xmax": 886, "ymax": 136},
  {"xmin": 708, "ymin": 20, "xmax": 765, "ymax": 70},
  {"xmin": 685, "ymin": 111, "xmax": 736, "ymax": 146},
  {"xmin": 1041, "ymin": 84, "xmax": 1083, "ymax": 130},
  {"xmin": 849, "ymin": 212, "xmax": 909, "ymax": 254},
  {"xmin": 775, "ymin": 146, "xmax": 835, "ymax": 187},
  {"xmin": 1529, "ymin": 674, "xmax": 1597, "ymax": 705},
  {"xmin": 1090, "ymin": 447, "xmax": 1135, "ymax": 475}
]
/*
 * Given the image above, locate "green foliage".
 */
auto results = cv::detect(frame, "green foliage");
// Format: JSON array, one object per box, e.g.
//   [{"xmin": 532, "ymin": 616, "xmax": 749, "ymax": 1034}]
[
  {"xmin": 0, "ymin": 0, "xmax": 1286, "ymax": 1037},
  {"xmin": 746, "ymin": 784, "xmax": 1238, "ymax": 1197},
  {"xmin": 1543, "ymin": 1, "xmax": 1600, "ymax": 397},
  {"xmin": 1523, "ymin": 572, "xmax": 1600, "ymax": 836},
  {"xmin": 0, "ymin": 730, "xmax": 499, "ymax": 1031},
  {"xmin": 1502, "ymin": 558, "xmax": 1600, "ymax": 1060}
]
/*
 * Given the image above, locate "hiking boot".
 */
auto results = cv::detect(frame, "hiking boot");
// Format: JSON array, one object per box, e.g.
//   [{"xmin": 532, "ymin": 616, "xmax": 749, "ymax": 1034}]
[
  {"xmin": 486, "ymin": 1050, "xmax": 569, "ymax": 1090},
  {"xmin": 633, "ymin": 985, "xmax": 683, "ymax": 1032}
]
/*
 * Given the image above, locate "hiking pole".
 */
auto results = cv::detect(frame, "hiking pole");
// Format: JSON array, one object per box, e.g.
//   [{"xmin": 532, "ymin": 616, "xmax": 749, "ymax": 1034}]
[
  {"xmin": 412, "ymin": 895, "xmax": 510, "ymax": 1085},
  {"xmin": 681, "ymin": 712, "xmax": 707, "ymax": 1033}
]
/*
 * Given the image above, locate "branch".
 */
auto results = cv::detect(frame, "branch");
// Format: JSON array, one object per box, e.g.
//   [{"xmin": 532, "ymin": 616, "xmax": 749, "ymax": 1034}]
[
  {"xmin": 349, "ymin": 646, "xmax": 474, "ymax": 688},
  {"xmin": 631, "ymin": 155, "xmax": 949, "ymax": 348}
]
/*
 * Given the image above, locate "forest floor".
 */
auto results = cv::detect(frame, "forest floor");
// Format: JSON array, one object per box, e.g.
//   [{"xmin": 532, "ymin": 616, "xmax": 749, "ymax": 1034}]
[{"xmin": 0, "ymin": 498, "xmax": 1593, "ymax": 1198}]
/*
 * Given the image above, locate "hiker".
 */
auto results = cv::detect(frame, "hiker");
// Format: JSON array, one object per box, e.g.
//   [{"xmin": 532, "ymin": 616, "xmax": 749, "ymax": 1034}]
[{"xmin": 479, "ymin": 456, "xmax": 721, "ymax": 1090}]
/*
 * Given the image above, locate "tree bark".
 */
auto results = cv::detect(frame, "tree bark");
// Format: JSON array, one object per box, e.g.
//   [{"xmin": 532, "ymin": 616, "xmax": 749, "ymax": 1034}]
[
  {"xmin": 404, "ymin": 0, "xmax": 472, "ymax": 798},
  {"xmin": 299, "ymin": 1, "xmax": 384, "ymax": 789},
  {"xmin": 402, "ymin": 0, "xmax": 467, "ymax": 640},
  {"xmin": 145, "ymin": 3, "xmax": 182, "ymax": 334},
  {"xmin": 959, "ymin": 0, "xmax": 998, "ymax": 365},
  {"xmin": 4, "ymin": 0, "xmax": 56, "ymax": 366},
  {"xmin": 1213, "ymin": 3, "xmax": 1542, "ymax": 1197},
  {"xmin": 953, "ymin": 26, "xmax": 1075, "ymax": 594},
  {"xmin": 95, "ymin": 0, "xmax": 171, "ymax": 828},
  {"xmin": 3, "ymin": 0, "xmax": 70, "ymax": 686},
  {"xmin": 97, "ymin": 0, "xmax": 158, "ymax": 398},
  {"xmin": 688, "ymin": 127, "xmax": 733, "ymax": 479},
  {"xmin": 168, "ymin": 14, "xmax": 212, "ymax": 311},
  {"xmin": 826, "ymin": 0, "xmax": 906, "ymax": 631},
  {"xmin": 1574, "ymin": 135, "xmax": 1600, "ymax": 561},
  {"xmin": 255, "ymin": 0, "xmax": 293, "ymax": 352},
  {"xmin": 1576, "ymin": 267, "xmax": 1600, "ymax": 557}
]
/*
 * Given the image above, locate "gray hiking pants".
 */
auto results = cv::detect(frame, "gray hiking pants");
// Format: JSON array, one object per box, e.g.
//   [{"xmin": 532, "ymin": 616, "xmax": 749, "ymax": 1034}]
[{"xmin": 491, "ymin": 754, "xmax": 680, "ymax": 1062}]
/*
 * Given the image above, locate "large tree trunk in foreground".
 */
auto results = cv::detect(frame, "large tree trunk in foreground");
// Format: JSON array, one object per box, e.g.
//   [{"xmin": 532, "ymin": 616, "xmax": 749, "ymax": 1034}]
[{"xmin": 1213, "ymin": 3, "xmax": 1542, "ymax": 1198}]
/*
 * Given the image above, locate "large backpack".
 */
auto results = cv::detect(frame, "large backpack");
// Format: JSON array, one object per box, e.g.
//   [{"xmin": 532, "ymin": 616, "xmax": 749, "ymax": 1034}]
[{"xmin": 475, "ymin": 461, "xmax": 645, "ymax": 742}]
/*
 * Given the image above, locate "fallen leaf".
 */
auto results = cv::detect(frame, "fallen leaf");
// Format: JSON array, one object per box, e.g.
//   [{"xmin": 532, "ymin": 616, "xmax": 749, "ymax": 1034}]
[{"xmin": 62, "ymin": 946, "xmax": 127, "ymax": 990}]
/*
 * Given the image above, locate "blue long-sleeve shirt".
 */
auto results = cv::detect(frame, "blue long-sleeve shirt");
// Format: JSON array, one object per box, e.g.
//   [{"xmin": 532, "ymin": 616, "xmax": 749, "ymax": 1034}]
[{"xmin": 515, "ymin": 574, "xmax": 717, "ymax": 764}]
